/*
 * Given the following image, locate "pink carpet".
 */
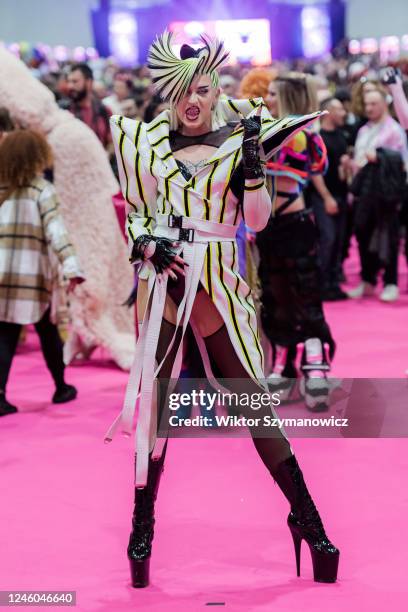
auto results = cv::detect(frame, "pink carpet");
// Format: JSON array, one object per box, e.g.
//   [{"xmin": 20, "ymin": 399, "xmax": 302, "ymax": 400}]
[{"xmin": 1, "ymin": 244, "xmax": 408, "ymax": 611}]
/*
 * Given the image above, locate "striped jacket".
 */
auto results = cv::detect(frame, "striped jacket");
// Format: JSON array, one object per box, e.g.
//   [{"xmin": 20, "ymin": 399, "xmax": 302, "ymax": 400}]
[
  {"xmin": 0, "ymin": 176, "xmax": 82, "ymax": 324},
  {"xmin": 108, "ymin": 97, "xmax": 323, "ymax": 486},
  {"xmin": 110, "ymin": 98, "xmax": 322, "ymax": 380}
]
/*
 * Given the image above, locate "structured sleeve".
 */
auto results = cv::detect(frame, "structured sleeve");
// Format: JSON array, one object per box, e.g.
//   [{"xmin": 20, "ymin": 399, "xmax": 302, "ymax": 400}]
[
  {"xmin": 219, "ymin": 96, "xmax": 325, "ymax": 164},
  {"xmin": 259, "ymin": 107, "xmax": 325, "ymax": 162},
  {"xmin": 110, "ymin": 115, "xmax": 158, "ymax": 253},
  {"xmin": 38, "ymin": 182, "xmax": 83, "ymax": 279}
]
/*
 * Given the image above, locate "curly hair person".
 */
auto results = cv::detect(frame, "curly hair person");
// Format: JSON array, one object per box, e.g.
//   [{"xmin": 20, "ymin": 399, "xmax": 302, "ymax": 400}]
[{"xmin": 0, "ymin": 129, "xmax": 52, "ymax": 203}]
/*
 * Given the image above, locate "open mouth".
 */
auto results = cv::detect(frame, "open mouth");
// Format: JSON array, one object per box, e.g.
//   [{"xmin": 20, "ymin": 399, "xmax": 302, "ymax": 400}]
[{"xmin": 186, "ymin": 106, "xmax": 200, "ymax": 121}]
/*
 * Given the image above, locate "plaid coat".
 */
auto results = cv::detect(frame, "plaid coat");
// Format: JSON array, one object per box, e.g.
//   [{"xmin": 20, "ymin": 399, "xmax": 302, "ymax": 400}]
[{"xmin": 0, "ymin": 176, "xmax": 82, "ymax": 324}]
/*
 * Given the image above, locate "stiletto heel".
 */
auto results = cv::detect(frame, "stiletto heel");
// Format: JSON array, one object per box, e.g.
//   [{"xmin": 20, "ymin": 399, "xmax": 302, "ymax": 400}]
[
  {"xmin": 272, "ymin": 455, "xmax": 340, "ymax": 583},
  {"xmin": 289, "ymin": 523, "xmax": 301, "ymax": 577}
]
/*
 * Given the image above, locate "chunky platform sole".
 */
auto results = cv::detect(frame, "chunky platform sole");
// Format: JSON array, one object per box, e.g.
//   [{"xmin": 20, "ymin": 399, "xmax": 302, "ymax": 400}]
[
  {"xmin": 289, "ymin": 523, "xmax": 339, "ymax": 583},
  {"xmin": 129, "ymin": 557, "xmax": 150, "ymax": 588}
]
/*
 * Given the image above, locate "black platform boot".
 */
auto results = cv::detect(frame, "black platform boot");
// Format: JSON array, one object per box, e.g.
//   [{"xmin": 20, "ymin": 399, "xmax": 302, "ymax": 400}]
[
  {"xmin": 272, "ymin": 454, "xmax": 340, "ymax": 583},
  {"xmin": 127, "ymin": 448, "xmax": 166, "ymax": 588}
]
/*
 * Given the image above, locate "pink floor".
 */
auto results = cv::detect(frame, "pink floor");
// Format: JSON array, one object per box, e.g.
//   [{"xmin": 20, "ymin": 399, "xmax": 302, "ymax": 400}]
[{"xmin": 1, "ymin": 245, "xmax": 408, "ymax": 611}]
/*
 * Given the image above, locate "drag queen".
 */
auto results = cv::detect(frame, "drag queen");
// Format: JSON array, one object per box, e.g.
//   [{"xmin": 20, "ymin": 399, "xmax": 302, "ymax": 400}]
[{"xmin": 106, "ymin": 32, "xmax": 339, "ymax": 587}]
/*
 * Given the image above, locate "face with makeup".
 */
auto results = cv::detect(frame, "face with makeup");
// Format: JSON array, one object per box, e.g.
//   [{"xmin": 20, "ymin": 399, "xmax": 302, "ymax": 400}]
[{"xmin": 175, "ymin": 74, "xmax": 220, "ymax": 135}]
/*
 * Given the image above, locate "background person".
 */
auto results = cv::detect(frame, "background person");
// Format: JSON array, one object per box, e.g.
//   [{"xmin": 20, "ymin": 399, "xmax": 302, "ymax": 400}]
[
  {"xmin": 63, "ymin": 63, "xmax": 112, "ymax": 150},
  {"xmin": 102, "ymin": 73, "xmax": 134, "ymax": 115},
  {"xmin": 0, "ymin": 130, "xmax": 84, "ymax": 416},
  {"xmin": 308, "ymin": 97, "xmax": 350, "ymax": 300},
  {"xmin": 256, "ymin": 73, "xmax": 335, "ymax": 411},
  {"xmin": 349, "ymin": 88, "xmax": 408, "ymax": 302}
]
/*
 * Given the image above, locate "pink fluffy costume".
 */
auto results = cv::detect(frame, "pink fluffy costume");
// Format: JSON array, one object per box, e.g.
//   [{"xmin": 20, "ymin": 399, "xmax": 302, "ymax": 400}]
[{"xmin": 0, "ymin": 48, "xmax": 135, "ymax": 370}]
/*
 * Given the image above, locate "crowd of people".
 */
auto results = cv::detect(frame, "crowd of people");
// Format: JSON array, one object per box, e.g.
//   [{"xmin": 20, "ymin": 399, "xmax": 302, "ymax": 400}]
[
  {"xmin": 1, "ymin": 42, "xmax": 408, "ymax": 421},
  {"xmin": 2, "ymin": 31, "xmax": 408, "ymax": 591},
  {"xmin": 32, "ymin": 47, "xmax": 408, "ymax": 304}
]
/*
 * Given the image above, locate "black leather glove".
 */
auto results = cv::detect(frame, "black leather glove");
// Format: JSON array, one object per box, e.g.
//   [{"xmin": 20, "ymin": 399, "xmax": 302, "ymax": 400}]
[
  {"xmin": 382, "ymin": 67, "xmax": 402, "ymax": 85},
  {"xmin": 131, "ymin": 235, "xmax": 178, "ymax": 273},
  {"xmin": 241, "ymin": 115, "xmax": 264, "ymax": 179}
]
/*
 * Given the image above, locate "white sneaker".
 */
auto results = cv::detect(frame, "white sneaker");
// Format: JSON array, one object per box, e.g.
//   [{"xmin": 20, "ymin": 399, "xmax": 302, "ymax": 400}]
[
  {"xmin": 266, "ymin": 373, "xmax": 296, "ymax": 401},
  {"xmin": 347, "ymin": 282, "xmax": 376, "ymax": 298},
  {"xmin": 380, "ymin": 284, "xmax": 399, "ymax": 302}
]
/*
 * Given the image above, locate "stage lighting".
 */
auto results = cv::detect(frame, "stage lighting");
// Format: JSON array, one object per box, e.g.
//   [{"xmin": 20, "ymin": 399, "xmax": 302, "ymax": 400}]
[
  {"xmin": 169, "ymin": 19, "xmax": 271, "ymax": 66},
  {"xmin": 86, "ymin": 47, "xmax": 99, "ymax": 59},
  {"xmin": 108, "ymin": 11, "xmax": 138, "ymax": 65},
  {"xmin": 301, "ymin": 6, "xmax": 331, "ymax": 58},
  {"xmin": 361, "ymin": 38, "xmax": 378, "ymax": 54},
  {"xmin": 401, "ymin": 35, "xmax": 408, "ymax": 51},
  {"xmin": 53, "ymin": 45, "xmax": 68, "ymax": 61},
  {"xmin": 380, "ymin": 36, "xmax": 400, "ymax": 62},
  {"xmin": 73, "ymin": 46, "xmax": 87, "ymax": 61},
  {"xmin": 348, "ymin": 39, "xmax": 361, "ymax": 55}
]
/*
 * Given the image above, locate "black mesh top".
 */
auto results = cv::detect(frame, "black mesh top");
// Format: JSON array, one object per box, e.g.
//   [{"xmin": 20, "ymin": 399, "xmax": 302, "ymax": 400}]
[{"xmin": 169, "ymin": 124, "xmax": 244, "ymax": 201}]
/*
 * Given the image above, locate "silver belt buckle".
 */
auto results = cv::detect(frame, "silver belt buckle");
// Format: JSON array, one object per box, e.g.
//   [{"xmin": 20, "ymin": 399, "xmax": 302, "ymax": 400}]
[
  {"xmin": 168, "ymin": 214, "xmax": 182, "ymax": 229},
  {"xmin": 179, "ymin": 228, "xmax": 194, "ymax": 242}
]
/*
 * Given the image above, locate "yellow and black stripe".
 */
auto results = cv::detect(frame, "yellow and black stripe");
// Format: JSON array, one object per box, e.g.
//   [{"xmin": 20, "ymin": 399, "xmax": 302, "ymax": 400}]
[
  {"xmin": 183, "ymin": 186, "xmax": 190, "ymax": 217},
  {"xmin": 146, "ymin": 119, "xmax": 170, "ymax": 133},
  {"xmin": 219, "ymin": 149, "xmax": 240, "ymax": 223},
  {"xmin": 149, "ymin": 150, "xmax": 156, "ymax": 176},
  {"xmin": 231, "ymin": 243, "xmax": 264, "ymax": 368},
  {"xmin": 204, "ymin": 161, "xmax": 219, "ymax": 220},
  {"xmin": 117, "ymin": 116, "xmax": 136, "ymax": 211},
  {"xmin": 165, "ymin": 168, "xmax": 179, "ymax": 201},
  {"xmin": 217, "ymin": 242, "xmax": 256, "ymax": 378},
  {"xmin": 205, "ymin": 243, "xmax": 213, "ymax": 300},
  {"xmin": 151, "ymin": 134, "xmax": 169, "ymax": 147},
  {"xmin": 227, "ymin": 99, "xmax": 240, "ymax": 114},
  {"xmin": 134, "ymin": 122, "xmax": 149, "ymax": 217},
  {"xmin": 160, "ymin": 194, "xmax": 166, "ymax": 214}
]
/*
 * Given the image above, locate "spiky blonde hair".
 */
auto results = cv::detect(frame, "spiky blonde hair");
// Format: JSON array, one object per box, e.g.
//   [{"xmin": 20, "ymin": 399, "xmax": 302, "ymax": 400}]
[{"xmin": 147, "ymin": 30, "xmax": 229, "ymax": 104}]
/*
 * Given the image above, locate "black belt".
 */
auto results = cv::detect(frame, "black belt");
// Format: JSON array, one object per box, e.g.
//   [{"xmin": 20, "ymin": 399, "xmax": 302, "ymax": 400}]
[
  {"xmin": 168, "ymin": 215, "xmax": 195, "ymax": 242},
  {"xmin": 269, "ymin": 208, "xmax": 312, "ymax": 227}
]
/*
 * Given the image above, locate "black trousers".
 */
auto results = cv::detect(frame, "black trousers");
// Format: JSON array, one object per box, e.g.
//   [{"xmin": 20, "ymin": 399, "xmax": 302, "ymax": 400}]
[
  {"xmin": 354, "ymin": 197, "xmax": 400, "ymax": 286},
  {"xmin": 0, "ymin": 308, "xmax": 65, "ymax": 392},
  {"xmin": 256, "ymin": 210, "xmax": 335, "ymax": 360},
  {"xmin": 310, "ymin": 191, "xmax": 347, "ymax": 290}
]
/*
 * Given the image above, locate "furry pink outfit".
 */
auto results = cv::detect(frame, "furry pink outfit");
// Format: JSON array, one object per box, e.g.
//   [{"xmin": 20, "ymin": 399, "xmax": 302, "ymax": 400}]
[{"xmin": 0, "ymin": 49, "xmax": 135, "ymax": 369}]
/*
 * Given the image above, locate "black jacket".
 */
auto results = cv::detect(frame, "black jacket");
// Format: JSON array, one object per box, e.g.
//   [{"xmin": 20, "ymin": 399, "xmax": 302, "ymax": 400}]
[
  {"xmin": 351, "ymin": 147, "xmax": 407, "ymax": 263},
  {"xmin": 350, "ymin": 147, "xmax": 406, "ymax": 203}
]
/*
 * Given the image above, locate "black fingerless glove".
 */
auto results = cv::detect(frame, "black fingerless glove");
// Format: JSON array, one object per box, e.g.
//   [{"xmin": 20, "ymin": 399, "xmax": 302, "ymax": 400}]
[
  {"xmin": 150, "ymin": 237, "xmax": 178, "ymax": 273},
  {"xmin": 241, "ymin": 115, "xmax": 264, "ymax": 179},
  {"xmin": 130, "ymin": 234, "xmax": 154, "ymax": 263},
  {"xmin": 130, "ymin": 234, "xmax": 177, "ymax": 273}
]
